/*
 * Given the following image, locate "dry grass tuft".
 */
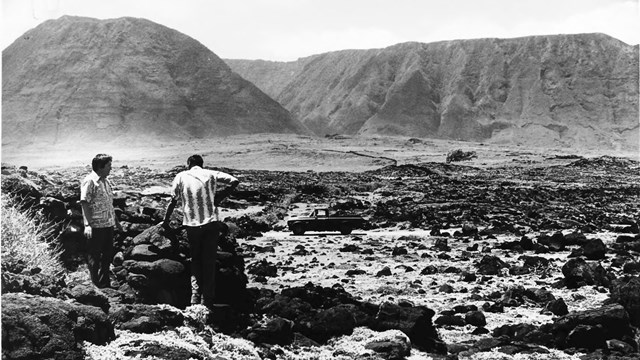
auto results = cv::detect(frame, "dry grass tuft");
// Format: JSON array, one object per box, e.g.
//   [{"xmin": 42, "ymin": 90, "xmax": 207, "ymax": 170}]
[{"xmin": 1, "ymin": 194, "xmax": 64, "ymax": 275}]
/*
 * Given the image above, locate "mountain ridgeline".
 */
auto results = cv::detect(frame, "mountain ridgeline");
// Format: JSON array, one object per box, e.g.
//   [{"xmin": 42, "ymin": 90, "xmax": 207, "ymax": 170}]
[
  {"xmin": 227, "ymin": 34, "xmax": 639, "ymax": 150},
  {"xmin": 2, "ymin": 16, "xmax": 638, "ymax": 151},
  {"xmin": 2, "ymin": 16, "xmax": 308, "ymax": 148}
]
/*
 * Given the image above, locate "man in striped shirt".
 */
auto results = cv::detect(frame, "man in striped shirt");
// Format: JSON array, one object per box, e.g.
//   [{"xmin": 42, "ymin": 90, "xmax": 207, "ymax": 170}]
[{"xmin": 162, "ymin": 154, "xmax": 239, "ymax": 307}]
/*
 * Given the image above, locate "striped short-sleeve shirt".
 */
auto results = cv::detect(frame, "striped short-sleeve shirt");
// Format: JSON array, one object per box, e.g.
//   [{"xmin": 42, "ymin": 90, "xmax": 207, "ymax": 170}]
[{"xmin": 171, "ymin": 166, "xmax": 238, "ymax": 226}]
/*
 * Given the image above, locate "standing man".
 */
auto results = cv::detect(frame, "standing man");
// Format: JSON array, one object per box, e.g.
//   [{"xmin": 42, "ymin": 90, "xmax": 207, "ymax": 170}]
[
  {"xmin": 162, "ymin": 154, "xmax": 239, "ymax": 307},
  {"xmin": 80, "ymin": 153, "xmax": 122, "ymax": 288}
]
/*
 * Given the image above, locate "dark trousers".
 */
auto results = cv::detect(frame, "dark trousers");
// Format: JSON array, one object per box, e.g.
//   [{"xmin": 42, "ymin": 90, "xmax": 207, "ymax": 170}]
[
  {"xmin": 87, "ymin": 227, "xmax": 114, "ymax": 288},
  {"xmin": 186, "ymin": 222, "xmax": 220, "ymax": 305}
]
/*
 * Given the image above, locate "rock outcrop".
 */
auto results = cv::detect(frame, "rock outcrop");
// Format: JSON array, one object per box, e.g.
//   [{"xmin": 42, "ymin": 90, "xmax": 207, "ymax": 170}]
[
  {"xmin": 1, "ymin": 292, "xmax": 115, "ymax": 360},
  {"xmin": 2, "ymin": 16, "xmax": 309, "ymax": 149},
  {"xmin": 227, "ymin": 34, "xmax": 639, "ymax": 150}
]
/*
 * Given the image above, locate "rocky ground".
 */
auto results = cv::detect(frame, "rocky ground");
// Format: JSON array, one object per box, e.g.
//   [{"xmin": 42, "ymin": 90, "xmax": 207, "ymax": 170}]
[{"xmin": 2, "ymin": 140, "xmax": 640, "ymax": 360}]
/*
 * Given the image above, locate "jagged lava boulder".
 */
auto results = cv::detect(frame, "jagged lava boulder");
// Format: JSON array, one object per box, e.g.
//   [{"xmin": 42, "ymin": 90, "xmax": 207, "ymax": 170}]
[{"xmin": 1, "ymin": 293, "xmax": 115, "ymax": 360}]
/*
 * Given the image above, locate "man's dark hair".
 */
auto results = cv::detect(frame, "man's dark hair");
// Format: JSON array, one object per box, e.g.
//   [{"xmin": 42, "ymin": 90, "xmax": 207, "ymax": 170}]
[
  {"xmin": 92, "ymin": 154, "xmax": 112, "ymax": 171},
  {"xmin": 187, "ymin": 154, "xmax": 204, "ymax": 168}
]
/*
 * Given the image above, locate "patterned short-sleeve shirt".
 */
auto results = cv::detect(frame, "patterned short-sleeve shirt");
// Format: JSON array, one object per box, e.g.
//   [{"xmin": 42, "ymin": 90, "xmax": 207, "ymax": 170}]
[
  {"xmin": 171, "ymin": 166, "xmax": 238, "ymax": 226},
  {"xmin": 80, "ymin": 171, "xmax": 116, "ymax": 228}
]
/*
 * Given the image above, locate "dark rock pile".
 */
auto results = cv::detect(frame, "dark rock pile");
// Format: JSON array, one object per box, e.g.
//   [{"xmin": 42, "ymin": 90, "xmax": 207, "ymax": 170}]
[
  {"xmin": 367, "ymin": 158, "xmax": 640, "ymax": 232},
  {"xmin": 492, "ymin": 303, "xmax": 637, "ymax": 356},
  {"xmin": 246, "ymin": 282, "xmax": 446, "ymax": 353},
  {"xmin": 1, "ymin": 292, "xmax": 114, "ymax": 360}
]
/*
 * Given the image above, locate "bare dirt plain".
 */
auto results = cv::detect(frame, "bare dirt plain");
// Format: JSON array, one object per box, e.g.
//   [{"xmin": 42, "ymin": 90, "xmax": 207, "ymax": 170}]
[
  {"xmin": 4, "ymin": 133, "xmax": 637, "ymax": 172},
  {"xmin": 2, "ymin": 134, "xmax": 640, "ymax": 360}
]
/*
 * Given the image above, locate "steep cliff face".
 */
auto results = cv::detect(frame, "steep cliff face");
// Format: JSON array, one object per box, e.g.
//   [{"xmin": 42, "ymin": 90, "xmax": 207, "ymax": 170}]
[
  {"xmin": 2, "ymin": 16, "xmax": 308, "ymax": 148},
  {"xmin": 228, "ymin": 34, "xmax": 639, "ymax": 150}
]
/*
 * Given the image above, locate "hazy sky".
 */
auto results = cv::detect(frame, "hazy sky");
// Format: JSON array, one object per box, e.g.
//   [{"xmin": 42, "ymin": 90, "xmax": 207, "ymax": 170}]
[{"xmin": 2, "ymin": 0, "xmax": 639, "ymax": 61}]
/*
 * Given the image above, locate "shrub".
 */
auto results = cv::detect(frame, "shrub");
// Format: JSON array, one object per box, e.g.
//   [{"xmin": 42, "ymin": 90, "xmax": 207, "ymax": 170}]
[
  {"xmin": 1, "ymin": 194, "xmax": 64, "ymax": 275},
  {"xmin": 446, "ymin": 149, "xmax": 477, "ymax": 163}
]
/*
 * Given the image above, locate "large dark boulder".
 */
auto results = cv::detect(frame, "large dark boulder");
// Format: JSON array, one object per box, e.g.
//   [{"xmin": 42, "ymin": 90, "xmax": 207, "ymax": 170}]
[
  {"xmin": 1, "ymin": 272, "xmax": 66, "ymax": 298},
  {"xmin": 247, "ymin": 259, "xmax": 278, "ymax": 277},
  {"xmin": 495, "ymin": 305, "xmax": 636, "ymax": 353},
  {"xmin": 549, "ymin": 303, "xmax": 634, "ymax": 350},
  {"xmin": 476, "ymin": 255, "xmax": 509, "ymax": 275},
  {"xmin": 564, "ymin": 231, "xmax": 589, "ymax": 246},
  {"xmin": 298, "ymin": 304, "xmax": 358, "ymax": 343},
  {"xmin": 545, "ymin": 298, "xmax": 569, "ymax": 316},
  {"xmin": 493, "ymin": 323, "xmax": 544, "ymax": 342},
  {"xmin": 500, "ymin": 286, "xmax": 543, "ymax": 307},
  {"xmin": 609, "ymin": 276, "xmax": 640, "ymax": 327},
  {"xmin": 583, "ymin": 238, "xmax": 607, "ymax": 260},
  {"xmin": 364, "ymin": 332, "xmax": 412, "ymax": 360},
  {"xmin": 465, "ymin": 311, "xmax": 487, "ymax": 327},
  {"xmin": 519, "ymin": 255, "xmax": 550, "ymax": 269},
  {"xmin": 259, "ymin": 294, "xmax": 315, "ymax": 322},
  {"xmin": 253, "ymin": 283, "xmax": 445, "ymax": 351},
  {"xmin": 257, "ymin": 291, "xmax": 363, "ymax": 344},
  {"xmin": 109, "ymin": 304, "xmax": 184, "ymax": 333},
  {"xmin": 1, "ymin": 293, "xmax": 114, "ymax": 360},
  {"xmin": 372, "ymin": 301, "xmax": 446, "ymax": 354},
  {"xmin": 565, "ymin": 324, "xmax": 607, "ymax": 350},
  {"xmin": 130, "ymin": 224, "xmax": 182, "ymax": 257},
  {"xmin": 122, "ymin": 258, "xmax": 190, "ymax": 307},
  {"xmin": 538, "ymin": 232, "xmax": 566, "ymax": 251},
  {"xmin": 246, "ymin": 317, "xmax": 295, "ymax": 345},
  {"xmin": 561, "ymin": 258, "xmax": 613, "ymax": 288},
  {"xmin": 279, "ymin": 282, "xmax": 361, "ymax": 309},
  {"xmin": 64, "ymin": 283, "xmax": 110, "ymax": 313}
]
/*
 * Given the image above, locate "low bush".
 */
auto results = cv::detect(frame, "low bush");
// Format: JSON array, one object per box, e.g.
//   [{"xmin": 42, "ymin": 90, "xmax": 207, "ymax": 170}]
[{"xmin": 1, "ymin": 194, "xmax": 64, "ymax": 275}]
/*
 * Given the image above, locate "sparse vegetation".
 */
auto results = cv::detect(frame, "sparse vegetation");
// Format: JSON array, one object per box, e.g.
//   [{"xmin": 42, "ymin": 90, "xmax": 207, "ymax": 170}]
[
  {"xmin": 1, "ymin": 193, "xmax": 64, "ymax": 275},
  {"xmin": 446, "ymin": 149, "xmax": 478, "ymax": 163}
]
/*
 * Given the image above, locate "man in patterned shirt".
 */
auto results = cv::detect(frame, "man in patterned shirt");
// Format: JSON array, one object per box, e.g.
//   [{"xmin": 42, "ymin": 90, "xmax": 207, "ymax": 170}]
[
  {"xmin": 80, "ymin": 154, "xmax": 122, "ymax": 288},
  {"xmin": 162, "ymin": 154, "xmax": 239, "ymax": 307}
]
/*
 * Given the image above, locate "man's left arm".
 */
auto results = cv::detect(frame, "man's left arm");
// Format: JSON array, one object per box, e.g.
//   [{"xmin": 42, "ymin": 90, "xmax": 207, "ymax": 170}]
[{"xmin": 214, "ymin": 172, "xmax": 239, "ymax": 205}]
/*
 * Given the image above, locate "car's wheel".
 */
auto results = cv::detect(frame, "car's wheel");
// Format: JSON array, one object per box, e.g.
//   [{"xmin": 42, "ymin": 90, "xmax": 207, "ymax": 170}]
[
  {"xmin": 340, "ymin": 225, "xmax": 352, "ymax": 235},
  {"xmin": 291, "ymin": 223, "xmax": 305, "ymax": 235}
]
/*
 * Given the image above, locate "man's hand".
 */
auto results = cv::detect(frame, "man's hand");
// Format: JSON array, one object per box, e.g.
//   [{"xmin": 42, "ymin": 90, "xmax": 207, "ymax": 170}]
[{"xmin": 84, "ymin": 224, "xmax": 92, "ymax": 239}]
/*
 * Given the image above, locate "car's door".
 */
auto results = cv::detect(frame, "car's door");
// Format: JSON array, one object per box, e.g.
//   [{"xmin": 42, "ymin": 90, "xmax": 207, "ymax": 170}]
[{"xmin": 312, "ymin": 209, "xmax": 328, "ymax": 231}]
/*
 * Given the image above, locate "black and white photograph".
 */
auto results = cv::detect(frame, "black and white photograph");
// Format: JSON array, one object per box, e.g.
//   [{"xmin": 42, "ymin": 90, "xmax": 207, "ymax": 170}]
[{"xmin": 1, "ymin": 0, "xmax": 639, "ymax": 359}]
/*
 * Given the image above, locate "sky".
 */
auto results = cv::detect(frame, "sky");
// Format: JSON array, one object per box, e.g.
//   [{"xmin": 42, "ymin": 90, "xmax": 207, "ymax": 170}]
[{"xmin": 2, "ymin": 0, "xmax": 639, "ymax": 61}]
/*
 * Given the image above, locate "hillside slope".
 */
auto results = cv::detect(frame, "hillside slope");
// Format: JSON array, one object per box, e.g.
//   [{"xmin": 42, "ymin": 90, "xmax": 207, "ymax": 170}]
[
  {"xmin": 227, "ymin": 34, "xmax": 639, "ymax": 150},
  {"xmin": 2, "ymin": 16, "xmax": 309, "ymax": 148}
]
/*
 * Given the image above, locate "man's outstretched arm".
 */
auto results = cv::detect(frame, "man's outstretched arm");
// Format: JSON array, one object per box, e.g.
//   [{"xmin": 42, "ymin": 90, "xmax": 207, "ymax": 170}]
[{"xmin": 215, "ymin": 178, "xmax": 239, "ymax": 205}]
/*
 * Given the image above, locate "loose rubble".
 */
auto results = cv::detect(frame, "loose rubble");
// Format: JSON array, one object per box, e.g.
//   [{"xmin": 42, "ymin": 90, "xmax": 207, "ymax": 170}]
[{"xmin": 1, "ymin": 154, "xmax": 639, "ymax": 359}]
